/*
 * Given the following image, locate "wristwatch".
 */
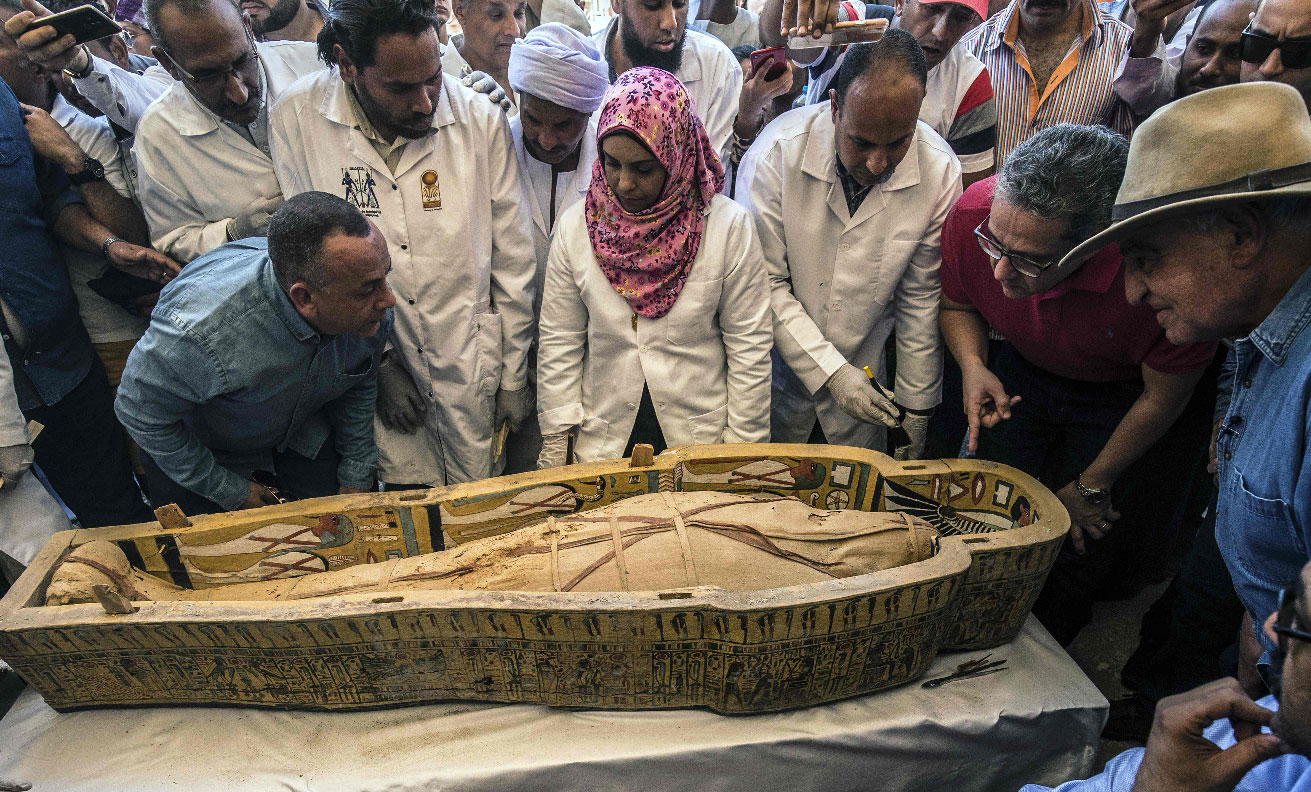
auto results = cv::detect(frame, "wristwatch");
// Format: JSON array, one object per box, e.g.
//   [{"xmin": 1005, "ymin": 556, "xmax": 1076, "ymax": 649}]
[
  {"xmin": 61, "ymin": 46, "xmax": 93, "ymax": 80},
  {"xmin": 100, "ymin": 235, "xmax": 120, "ymax": 258},
  {"xmin": 67, "ymin": 156, "xmax": 106, "ymax": 186},
  {"xmin": 1075, "ymin": 474, "xmax": 1109, "ymax": 504}
]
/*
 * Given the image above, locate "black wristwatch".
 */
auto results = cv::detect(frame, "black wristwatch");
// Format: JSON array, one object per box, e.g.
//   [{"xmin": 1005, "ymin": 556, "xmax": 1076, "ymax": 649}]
[{"xmin": 67, "ymin": 156, "xmax": 106, "ymax": 186}]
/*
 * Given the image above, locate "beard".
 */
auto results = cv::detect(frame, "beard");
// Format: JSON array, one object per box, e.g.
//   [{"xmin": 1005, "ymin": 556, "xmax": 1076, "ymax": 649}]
[
  {"xmin": 251, "ymin": 0, "xmax": 304, "ymax": 35},
  {"xmin": 618, "ymin": 13, "xmax": 685, "ymax": 74},
  {"xmin": 353, "ymin": 83, "xmax": 434, "ymax": 140}
]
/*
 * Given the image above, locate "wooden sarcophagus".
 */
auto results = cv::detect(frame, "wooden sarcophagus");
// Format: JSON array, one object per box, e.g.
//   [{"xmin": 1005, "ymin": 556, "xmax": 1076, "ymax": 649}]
[{"xmin": 0, "ymin": 444, "xmax": 1068, "ymax": 714}]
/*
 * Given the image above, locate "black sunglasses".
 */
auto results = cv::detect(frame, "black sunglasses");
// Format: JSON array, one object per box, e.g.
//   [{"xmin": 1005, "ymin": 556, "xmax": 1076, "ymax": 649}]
[
  {"xmin": 1239, "ymin": 22, "xmax": 1311, "ymax": 70},
  {"xmin": 1274, "ymin": 585, "xmax": 1311, "ymax": 650}
]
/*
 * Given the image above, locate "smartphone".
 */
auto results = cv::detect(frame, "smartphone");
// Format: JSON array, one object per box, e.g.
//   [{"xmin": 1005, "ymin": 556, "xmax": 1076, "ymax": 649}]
[
  {"xmin": 31, "ymin": 4, "xmax": 123, "ymax": 45},
  {"xmin": 748, "ymin": 46, "xmax": 788, "ymax": 81}
]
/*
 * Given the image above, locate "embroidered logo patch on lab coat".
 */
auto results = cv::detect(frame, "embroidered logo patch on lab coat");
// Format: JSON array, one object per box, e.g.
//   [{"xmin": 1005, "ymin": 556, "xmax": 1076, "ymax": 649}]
[
  {"xmin": 421, "ymin": 170, "xmax": 441, "ymax": 211},
  {"xmin": 342, "ymin": 166, "xmax": 381, "ymax": 217}
]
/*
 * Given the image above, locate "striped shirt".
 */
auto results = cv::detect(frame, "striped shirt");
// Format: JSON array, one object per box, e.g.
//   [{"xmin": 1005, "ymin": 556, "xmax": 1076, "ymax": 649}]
[{"xmin": 961, "ymin": 0, "xmax": 1134, "ymax": 164}]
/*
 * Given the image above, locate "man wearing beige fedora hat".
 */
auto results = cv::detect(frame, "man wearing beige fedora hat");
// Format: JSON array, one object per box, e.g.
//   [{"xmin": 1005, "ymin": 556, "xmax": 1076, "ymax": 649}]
[
  {"xmin": 940, "ymin": 122, "xmax": 1218, "ymax": 645},
  {"xmin": 1059, "ymin": 82, "xmax": 1311, "ymax": 678}
]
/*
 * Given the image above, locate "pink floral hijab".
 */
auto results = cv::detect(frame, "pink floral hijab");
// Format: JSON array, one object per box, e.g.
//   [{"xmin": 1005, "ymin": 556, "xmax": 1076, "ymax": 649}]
[{"xmin": 584, "ymin": 67, "xmax": 725, "ymax": 319}]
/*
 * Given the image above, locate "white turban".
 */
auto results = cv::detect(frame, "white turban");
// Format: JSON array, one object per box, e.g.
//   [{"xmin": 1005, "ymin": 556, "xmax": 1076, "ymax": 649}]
[{"xmin": 508, "ymin": 23, "xmax": 610, "ymax": 115}]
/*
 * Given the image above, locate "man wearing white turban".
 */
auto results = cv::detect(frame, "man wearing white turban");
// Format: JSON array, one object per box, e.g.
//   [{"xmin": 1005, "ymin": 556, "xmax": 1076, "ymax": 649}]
[{"xmin": 502, "ymin": 22, "xmax": 607, "ymax": 473}]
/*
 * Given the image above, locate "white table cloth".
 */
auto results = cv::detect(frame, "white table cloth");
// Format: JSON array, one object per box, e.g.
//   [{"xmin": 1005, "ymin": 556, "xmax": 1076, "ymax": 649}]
[{"xmin": 0, "ymin": 617, "xmax": 1107, "ymax": 792}]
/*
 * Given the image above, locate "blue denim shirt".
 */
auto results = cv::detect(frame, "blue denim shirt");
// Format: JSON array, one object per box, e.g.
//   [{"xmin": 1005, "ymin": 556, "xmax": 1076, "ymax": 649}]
[
  {"xmin": 0, "ymin": 78, "xmax": 94, "ymax": 411},
  {"xmin": 1216, "ymin": 267, "xmax": 1311, "ymax": 656},
  {"xmin": 1020, "ymin": 695, "xmax": 1310, "ymax": 791},
  {"xmin": 114, "ymin": 239, "xmax": 390, "ymax": 510}
]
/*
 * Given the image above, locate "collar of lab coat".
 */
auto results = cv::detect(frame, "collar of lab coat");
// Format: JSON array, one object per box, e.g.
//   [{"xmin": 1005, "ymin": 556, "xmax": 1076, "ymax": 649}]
[
  {"xmin": 801, "ymin": 107, "xmax": 923, "ymax": 193},
  {"xmin": 166, "ymin": 44, "xmax": 273, "ymax": 138},
  {"xmin": 510, "ymin": 114, "xmax": 597, "ymax": 237},
  {"xmin": 596, "ymin": 18, "xmax": 705, "ymax": 88},
  {"xmin": 318, "ymin": 67, "xmax": 457, "ymax": 137}
]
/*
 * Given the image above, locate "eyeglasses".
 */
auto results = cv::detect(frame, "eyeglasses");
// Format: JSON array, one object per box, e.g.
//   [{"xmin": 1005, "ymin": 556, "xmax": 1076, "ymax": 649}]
[
  {"xmin": 973, "ymin": 219, "xmax": 1061, "ymax": 278},
  {"xmin": 160, "ymin": 26, "xmax": 258, "ymax": 87},
  {"xmin": 1239, "ymin": 23, "xmax": 1311, "ymax": 70},
  {"xmin": 1274, "ymin": 585, "xmax": 1311, "ymax": 652}
]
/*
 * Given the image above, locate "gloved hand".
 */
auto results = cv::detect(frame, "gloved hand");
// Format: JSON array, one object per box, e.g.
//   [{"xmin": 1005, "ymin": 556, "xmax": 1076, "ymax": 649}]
[
  {"xmin": 825, "ymin": 363, "xmax": 901, "ymax": 427},
  {"xmin": 0, "ymin": 442, "xmax": 34, "ymax": 492},
  {"xmin": 537, "ymin": 431, "xmax": 571, "ymax": 470},
  {"xmin": 376, "ymin": 354, "xmax": 427, "ymax": 433},
  {"xmin": 461, "ymin": 70, "xmax": 512, "ymax": 113},
  {"xmin": 494, "ymin": 385, "xmax": 534, "ymax": 434},
  {"xmin": 227, "ymin": 193, "xmax": 283, "ymax": 241},
  {"xmin": 892, "ymin": 410, "xmax": 931, "ymax": 461}
]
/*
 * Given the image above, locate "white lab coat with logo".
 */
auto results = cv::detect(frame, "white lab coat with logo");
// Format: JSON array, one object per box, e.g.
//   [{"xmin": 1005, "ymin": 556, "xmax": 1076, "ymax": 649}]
[
  {"xmin": 133, "ymin": 41, "xmax": 321, "ymax": 263},
  {"xmin": 270, "ymin": 70, "xmax": 537, "ymax": 486},
  {"xmin": 537, "ymin": 194, "xmax": 773, "ymax": 462},
  {"xmin": 736, "ymin": 102, "xmax": 961, "ymax": 450}
]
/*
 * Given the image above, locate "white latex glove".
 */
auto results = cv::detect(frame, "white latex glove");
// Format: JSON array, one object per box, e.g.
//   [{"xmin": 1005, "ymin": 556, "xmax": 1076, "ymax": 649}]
[
  {"xmin": 537, "ymin": 431, "xmax": 571, "ymax": 470},
  {"xmin": 0, "ymin": 442, "xmax": 33, "ymax": 492},
  {"xmin": 461, "ymin": 70, "xmax": 512, "ymax": 113},
  {"xmin": 825, "ymin": 363, "xmax": 900, "ymax": 427},
  {"xmin": 228, "ymin": 193, "xmax": 283, "ymax": 241},
  {"xmin": 893, "ymin": 411, "xmax": 931, "ymax": 461},
  {"xmin": 376, "ymin": 354, "xmax": 427, "ymax": 433},
  {"xmin": 494, "ymin": 386, "xmax": 534, "ymax": 434}
]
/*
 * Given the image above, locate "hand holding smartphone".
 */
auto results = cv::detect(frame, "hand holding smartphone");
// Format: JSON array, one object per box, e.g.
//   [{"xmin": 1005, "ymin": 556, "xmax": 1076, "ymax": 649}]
[
  {"xmin": 748, "ymin": 47, "xmax": 788, "ymax": 81},
  {"xmin": 30, "ymin": 3, "xmax": 121, "ymax": 46}
]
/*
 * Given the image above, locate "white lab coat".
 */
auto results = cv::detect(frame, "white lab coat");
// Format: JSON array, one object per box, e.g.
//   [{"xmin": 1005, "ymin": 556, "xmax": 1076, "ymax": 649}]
[
  {"xmin": 72, "ymin": 53, "xmax": 173, "ymax": 134},
  {"xmin": 537, "ymin": 194, "xmax": 773, "ymax": 462},
  {"xmin": 509, "ymin": 113, "xmax": 597, "ymax": 316},
  {"xmin": 591, "ymin": 21, "xmax": 742, "ymax": 166},
  {"xmin": 0, "ymin": 346, "xmax": 71, "ymax": 569},
  {"xmin": 736, "ymin": 103, "xmax": 961, "ymax": 450},
  {"xmin": 271, "ymin": 70, "xmax": 538, "ymax": 486},
  {"xmin": 133, "ymin": 41, "xmax": 321, "ymax": 263}
]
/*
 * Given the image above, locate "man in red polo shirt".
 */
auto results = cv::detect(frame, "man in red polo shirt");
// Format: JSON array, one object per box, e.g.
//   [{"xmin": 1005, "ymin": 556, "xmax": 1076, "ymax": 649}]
[{"xmin": 939, "ymin": 123, "xmax": 1217, "ymax": 644}]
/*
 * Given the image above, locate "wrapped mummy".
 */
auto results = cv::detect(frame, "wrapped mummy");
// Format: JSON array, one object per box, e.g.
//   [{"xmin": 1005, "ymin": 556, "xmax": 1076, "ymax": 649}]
[{"xmin": 46, "ymin": 492, "xmax": 939, "ymax": 605}]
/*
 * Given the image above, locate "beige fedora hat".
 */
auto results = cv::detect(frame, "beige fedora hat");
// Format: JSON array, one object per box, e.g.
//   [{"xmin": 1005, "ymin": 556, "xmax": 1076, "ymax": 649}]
[{"xmin": 1058, "ymin": 82, "xmax": 1311, "ymax": 268}]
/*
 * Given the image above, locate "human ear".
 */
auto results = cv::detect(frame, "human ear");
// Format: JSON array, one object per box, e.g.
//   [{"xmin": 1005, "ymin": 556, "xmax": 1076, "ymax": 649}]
[{"xmin": 1223, "ymin": 204, "xmax": 1267, "ymax": 271}]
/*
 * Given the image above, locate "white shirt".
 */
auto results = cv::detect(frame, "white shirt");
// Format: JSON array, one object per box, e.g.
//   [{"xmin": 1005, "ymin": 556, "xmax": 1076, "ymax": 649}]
[
  {"xmin": 690, "ymin": 7, "xmax": 763, "ymax": 50},
  {"xmin": 271, "ymin": 70, "xmax": 537, "ymax": 486},
  {"xmin": 72, "ymin": 53, "xmax": 173, "ymax": 134},
  {"xmin": 736, "ymin": 103, "xmax": 961, "ymax": 448},
  {"xmin": 133, "ymin": 41, "xmax": 321, "ymax": 263},
  {"xmin": 592, "ymin": 21, "xmax": 743, "ymax": 165},
  {"xmin": 0, "ymin": 345, "xmax": 71, "ymax": 567},
  {"xmin": 537, "ymin": 194, "xmax": 773, "ymax": 462},
  {"xmin": 50, "ymin": 95, "xmax": 149, "ymax": 345}
]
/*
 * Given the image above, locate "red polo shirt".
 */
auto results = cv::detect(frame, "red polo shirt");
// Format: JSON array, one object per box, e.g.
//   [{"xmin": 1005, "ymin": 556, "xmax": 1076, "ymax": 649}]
[{"xmin": 940, "ymin": 177, "xmax": 1216, "ymax": 382}]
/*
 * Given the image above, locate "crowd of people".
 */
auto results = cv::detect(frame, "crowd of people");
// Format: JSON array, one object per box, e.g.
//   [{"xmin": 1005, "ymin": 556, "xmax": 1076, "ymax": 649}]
[{"xmin": 0, "ymin": 0, "xmax": 1308, "ymax": 785}]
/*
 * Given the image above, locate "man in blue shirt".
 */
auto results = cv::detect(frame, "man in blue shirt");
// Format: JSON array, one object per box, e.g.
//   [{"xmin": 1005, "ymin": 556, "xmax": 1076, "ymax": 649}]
[
  {"xmin": 1055, "ymin": 82, "xmax": 1311, "ymax": 675},
  {"xmin": 115, "ymin": 192, "xmax": 394, "ymax": 513},
  {"xmin": 0, "ymin": 71, "xmax": 177, "ymax": 528},
  {"xmin": 1024, "ymin": 559, "xmax": 1311, "ymax": 792}
]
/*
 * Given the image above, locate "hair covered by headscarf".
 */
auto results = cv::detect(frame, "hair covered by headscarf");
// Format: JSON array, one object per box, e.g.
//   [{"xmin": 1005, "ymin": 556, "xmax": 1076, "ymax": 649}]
[
  {"xmin": 584, "ymin": 67, "xmax": 725, "ymax": 320},
  {"xmin": 115, "ymin": 0, "xmax": 148, "ymax": 27},
  {"xmin": 507, "ymin": 23, "xmax": 609, "ymax": 115}
]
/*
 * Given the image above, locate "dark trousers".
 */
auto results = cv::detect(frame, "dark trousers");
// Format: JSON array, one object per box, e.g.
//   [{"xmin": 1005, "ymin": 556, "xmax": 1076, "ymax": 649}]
[
  {"xmin": 974, "ymin": 343, "xmax": 1209, "ymax": 644},
  {"xmin": 141, "ymin": 440, "xmax": 341, "ymax": 516},
  {"xmin": 22, "ymin": 355, "xmax": 152, "ymax": 528},
  {"xmin": 1121, "ymin": 489, "xmax": 1244, "ymax": 700}
]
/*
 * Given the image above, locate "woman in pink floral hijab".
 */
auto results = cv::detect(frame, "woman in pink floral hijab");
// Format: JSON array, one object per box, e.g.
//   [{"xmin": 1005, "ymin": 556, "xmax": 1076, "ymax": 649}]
[{"xmin": 534, "ymin": 67, "xmax": 775, "ymax": 467}]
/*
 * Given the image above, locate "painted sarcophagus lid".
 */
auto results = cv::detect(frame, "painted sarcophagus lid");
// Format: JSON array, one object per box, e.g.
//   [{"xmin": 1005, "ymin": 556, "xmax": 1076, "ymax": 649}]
[{"xmin": 0, "ymin": 444, "xmax": 1068, "ymax": 714}]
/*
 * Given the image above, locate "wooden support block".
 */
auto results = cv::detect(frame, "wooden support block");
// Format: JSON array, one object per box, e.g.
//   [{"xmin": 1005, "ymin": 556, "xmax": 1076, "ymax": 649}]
[
  {"xmin": 630, "ymin": 444, "xmax": 654, "ymax": 468},
  {"xmin": 91, "ymin": 584, "xmax": 138, "ymax": 615},
  {"xmin": 153, "ymin": 504, "xmax": 193, "ymax": 531}
]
